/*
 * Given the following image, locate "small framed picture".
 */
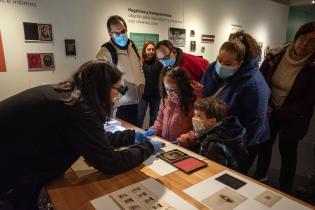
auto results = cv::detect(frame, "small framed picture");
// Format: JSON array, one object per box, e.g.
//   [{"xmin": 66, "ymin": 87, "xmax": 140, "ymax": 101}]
[
  {"xmin": 65, "ymin": 39, "xmax": 76, "ymax": 56},
  {"xmin": 27, "ymin": 53, "xmax": 55, "ymax": 71},
  {"xmin": 157, "ymin": 149, "xmax": 189, "ymax": 164},
  {"xmin": 38, "ymin": 24, "xmax": 53, "ymax": 41},
  {"xmin": 201, "ymin": 46, "xmax": 205, "ymax": 53},
  {"xmin": 190, "ymin": 30, "xmax": 195, "ymax": 37},
  {"xmin": 190, "ymin": 41, "xmax": 196, "ymax": 52}
]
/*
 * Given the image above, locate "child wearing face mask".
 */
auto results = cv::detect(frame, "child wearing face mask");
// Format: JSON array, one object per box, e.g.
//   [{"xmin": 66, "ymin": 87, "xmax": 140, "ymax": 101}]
[
  {"xmin": 178, "ymin": 97, "xmax": 247, "ymax": 170},
  {"xmin": 143, "ymin": 67, "xmax": 197, "ymax": 143}
]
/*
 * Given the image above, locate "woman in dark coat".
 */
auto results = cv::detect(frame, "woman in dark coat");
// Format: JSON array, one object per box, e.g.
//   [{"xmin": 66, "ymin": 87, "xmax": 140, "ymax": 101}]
[
  {"xmin": 138, "ymin": 41, "xmax": 163, "ymax": 128},
  {"xmin": 0, "ymin": 60, "xmax": 162, "ymax": 210},
  {"xmin": 201, "ymin": 32, "xmax": 271, "ymax": 175},
  {"xmin": 257, "ymin": 22, "xmax": 315, "ymax": 193}
]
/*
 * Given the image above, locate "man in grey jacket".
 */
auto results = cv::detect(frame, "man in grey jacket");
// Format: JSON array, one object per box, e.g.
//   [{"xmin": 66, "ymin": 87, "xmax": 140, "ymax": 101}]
[{"xmin": 96, "ymin": 15, "xmax": 144, "ymax": 125}]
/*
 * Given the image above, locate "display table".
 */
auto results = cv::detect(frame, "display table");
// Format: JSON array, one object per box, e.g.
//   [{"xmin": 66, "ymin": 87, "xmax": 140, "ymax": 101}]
[{"xmin": 46, "ymin": 120, "xmax": 314, "ymax": 210}]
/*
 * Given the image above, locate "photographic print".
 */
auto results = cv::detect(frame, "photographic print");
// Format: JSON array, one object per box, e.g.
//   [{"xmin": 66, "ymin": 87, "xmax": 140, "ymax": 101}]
[
  {"xmin": 24, "ymin": 22, "xmax": 39, "ymax": 41},
  {"xmin": 190, "ymin": 30, "xmax": 195, "ymax": 37},
  {"xmin": 201, "ymin": 46, "xmax": 205, "ymax": 53},
  {"xmin": 38, "ymin": 24, "xmax": 53, "ymax": 41},
  {"xmin": 110, "ymin": 183, "xmax": 175, "ymax": 210},
  {"xmin": 201, "ymin": 187, "xmax": 247, "ymax": 210},
  {"xmin": 27, "ymin": 53, "xmax": 42, "ymax": 69},
  {"xmin": 27, "ymin": 53, "xmax": 55, "ymax": 71},
  {"xmin": 169, "ymin": 27, "xmax": 186, "ymax": 47},
  {"xmin": 41, "ymin": 53, "xmax": 54, "ymax": 69},
  {"xmin": 0, "ymin": 31, "xmax": 6, "ymax": 72},
  {"xmin": 23, "ymin": 22, "xmax": 53, "ymax": 42},
  {"xmin": 65, "ymin": 39, "xmax": 76, "ymax": 56},
  {"xmin": 190, "ymin": 41, "xmax": 196, "ymax": 52},
  {"xmin": 255, "ymin": 190, "xmax": 282, "ymax": 207},
  {"xmin": 158, "ymin": 149, "xmax": 189, "ymax": 164},
  {"xmin": 201, "ymin": 34, "xmax": 215, "ymax": 44}
]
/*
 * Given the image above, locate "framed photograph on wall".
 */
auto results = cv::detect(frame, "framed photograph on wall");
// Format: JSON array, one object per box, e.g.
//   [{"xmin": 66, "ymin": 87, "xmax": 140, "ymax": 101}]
[
  {"xmin": 27, "ymin": 53, "xmax": 55, "ymax": 71},
  {"xmin": 0, "ymin": 31, "xmax": 6, "ymax": 72},
  {"xmin": 190, "ymin": 30, "xmax": 195, "ymax": 37},
  {"xmin": 169, "ymin": 27, "xmax": 186, "ymax": 47},
  {"xmin": 201, "ymin": 34, "xmax": 215, "ymax": 44},
  {"xmin": 201, "ymin": 46, "xmax": 205, "ymax": 53},
  {"xmin": 23, "ymin": 22, "xmax": 53, "ymax": 42},
  {"xmin": 65, "ymin": 39, "xmax": 76, "ymax": 56},
  {"xmin": 38, "ymin": 24, "xmax": 53, "ymax": 41},
  {"xmin": 190, "ymin": 41, "xmax": 196, "ymax": 52}
]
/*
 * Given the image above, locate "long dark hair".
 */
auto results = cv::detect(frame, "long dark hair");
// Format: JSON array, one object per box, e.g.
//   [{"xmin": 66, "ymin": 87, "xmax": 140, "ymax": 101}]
[
  {"xmin": 54, "ymin": 60, "xmax": 122, "ymax": 117},
  {"xmin": 161, "ymin": 67, "xmax": 195, "ymax": 115}
]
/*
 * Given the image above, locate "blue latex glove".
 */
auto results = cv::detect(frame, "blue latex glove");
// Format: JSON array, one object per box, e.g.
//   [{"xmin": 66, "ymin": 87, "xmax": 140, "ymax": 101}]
[
  {"xmin": 148, "ymin": 139, "xmax": 163, "ymax": 154},
  {"xmin": 134, "ymin": 132, "xmax": 150, "ymax": 144},
  {"xmin": 172, "ymin": 140, "xmax": 180, "ymax": 145},
  {"xmin": 143, "ymin": 129, "xmax": 157, "ymax": 136}
]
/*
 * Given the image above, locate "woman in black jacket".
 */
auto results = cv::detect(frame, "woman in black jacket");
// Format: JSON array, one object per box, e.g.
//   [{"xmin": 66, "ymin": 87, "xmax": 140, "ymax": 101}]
[
  {"xmin": 0, "ymin": 60, "xmax": 162, "ymax": 210},
  {"xmin": 138, "ymin": 41, "xmax": 163, "ymax": 128}
]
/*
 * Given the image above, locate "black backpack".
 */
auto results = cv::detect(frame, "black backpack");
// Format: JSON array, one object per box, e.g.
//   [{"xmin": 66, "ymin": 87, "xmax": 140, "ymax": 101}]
[{"xmin": 101, "ymin": 40, "xmax": 140, "ymax": 65}]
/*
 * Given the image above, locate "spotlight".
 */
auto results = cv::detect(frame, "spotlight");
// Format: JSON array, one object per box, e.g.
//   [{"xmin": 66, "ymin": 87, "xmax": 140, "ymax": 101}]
[{"xmin": 312, "ymin": 0, "xmax": 315, "ymax": 4}]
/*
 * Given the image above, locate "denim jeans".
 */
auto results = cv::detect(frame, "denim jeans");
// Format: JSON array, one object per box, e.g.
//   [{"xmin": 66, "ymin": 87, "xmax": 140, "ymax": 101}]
[{"xmin": 137, "ymin": 98, "xmax": 160, "ymax": 128}]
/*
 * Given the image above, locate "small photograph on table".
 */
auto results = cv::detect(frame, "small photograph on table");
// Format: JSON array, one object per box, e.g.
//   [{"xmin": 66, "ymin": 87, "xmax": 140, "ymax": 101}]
[
  {"xmin": 255, "ymin": 190, "xmax": 282, "ymax": 207},
  {"xmin": 158, "ymin": 149, "xmax": 189, "ymax": 163},
  {"xmin": 201, "ymin": 187, "xmax": 247, "ymax": 210}
]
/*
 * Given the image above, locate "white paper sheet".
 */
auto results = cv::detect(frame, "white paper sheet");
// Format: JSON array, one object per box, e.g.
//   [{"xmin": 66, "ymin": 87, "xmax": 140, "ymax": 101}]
[
  {"xmin": 91, "ymin": 178, "xmax": 198, "ymax": 210},
  {"xmin": 105, "ymin": 125, "xmax": 126, "ymax": 133},
  {"xmin": 184, "ymin": 170, "xmax": 312, "ymax": 210}
]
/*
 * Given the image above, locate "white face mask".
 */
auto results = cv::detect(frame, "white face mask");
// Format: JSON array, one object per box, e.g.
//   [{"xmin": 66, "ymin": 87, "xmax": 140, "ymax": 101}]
[{"xmin": 192, "ymin": 117, "xmax": 206, "ymax": 134}]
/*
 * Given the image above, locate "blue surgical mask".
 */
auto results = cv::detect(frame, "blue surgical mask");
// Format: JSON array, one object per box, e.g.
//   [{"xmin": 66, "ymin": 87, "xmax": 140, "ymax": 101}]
[
  {"xmin": 113, "ymin": 34, "xmax": 128, "ymax": 47},
  {"xmin": 160, "ymin": 58, "xmax": 175, "ymax": 67},
  {"xmin": 215, "ymin": 61, "xmax": 235, "ymax": 79}
]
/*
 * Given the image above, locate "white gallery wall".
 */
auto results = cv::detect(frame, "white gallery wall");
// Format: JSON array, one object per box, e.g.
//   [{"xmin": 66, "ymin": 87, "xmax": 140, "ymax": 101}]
[{"xmin": 0, "ymin": 0, "xmax": 289, "ymax": 100}]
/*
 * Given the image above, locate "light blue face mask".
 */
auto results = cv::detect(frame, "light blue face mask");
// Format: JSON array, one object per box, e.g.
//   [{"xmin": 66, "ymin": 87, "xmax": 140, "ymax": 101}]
[
  {"xmin": 160, "ymin": 57, "xmax": 176, "ymax": 67},
  {"xmin": 113, "ymin": 34, "xmax": 128, "ymax": 47},
  {"xmin": 215, "ymin": 61, "xmax": 235, "ymax": 79}
]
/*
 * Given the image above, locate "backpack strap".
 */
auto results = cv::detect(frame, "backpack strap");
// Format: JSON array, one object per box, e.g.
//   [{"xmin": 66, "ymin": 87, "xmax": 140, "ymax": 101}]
[
  {"xmin": 101, "ymin": 42, "xmax": 118, "ymax": 65},
  {"xmin": 101, "ymin": 40, "xmax": 140, "ymax": 65},
  {"xmin": 130, "ymin": 40, "xmax": 140, "ymax": 59}
]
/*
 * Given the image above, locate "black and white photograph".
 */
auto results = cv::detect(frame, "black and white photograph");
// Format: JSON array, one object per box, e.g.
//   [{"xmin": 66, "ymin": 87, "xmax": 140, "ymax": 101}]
[{"xmin": 168, "ymin": 27, "xmax": 186, "ymax": 47}]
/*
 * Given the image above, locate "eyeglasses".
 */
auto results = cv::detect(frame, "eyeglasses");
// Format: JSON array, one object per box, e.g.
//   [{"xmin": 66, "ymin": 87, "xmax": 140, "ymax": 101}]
[
  {"xmin": 158, "ymin": 51, "xmax": 172, "ymax": 62},
  {"xmin": 112, "ymin": 85, "xmax": 128, "ymax": 95},
  {"xmin": 110, "ymin": 29, "xmax": 127, "ymax": 37}
]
